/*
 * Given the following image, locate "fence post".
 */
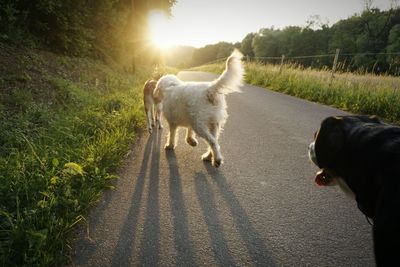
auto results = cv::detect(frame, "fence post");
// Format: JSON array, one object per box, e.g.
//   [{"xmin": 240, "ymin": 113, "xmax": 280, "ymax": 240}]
[
  {"xmin": 279, "ymin": 54, "xmax": 285, "ymax": 73},
  {"xmin": 331, "ymin": 48, "xmax": 340, "ymax": 79}
]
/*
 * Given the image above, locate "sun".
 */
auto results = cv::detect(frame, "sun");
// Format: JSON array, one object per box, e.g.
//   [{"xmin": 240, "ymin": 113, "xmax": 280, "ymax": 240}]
[{"xmin": 148, "ymin": 10, "xmax": 174, "ymax": 50}]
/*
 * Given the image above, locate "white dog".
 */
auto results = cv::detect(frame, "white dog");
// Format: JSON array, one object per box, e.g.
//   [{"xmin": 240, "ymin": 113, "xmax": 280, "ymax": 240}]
[
  {"xmin": 154, "ymin": 49, "xmax": 244, "ymax": 167},
  {"xmin": 143, "ymin": 79, "xmax": 163, "ymax": 133}
]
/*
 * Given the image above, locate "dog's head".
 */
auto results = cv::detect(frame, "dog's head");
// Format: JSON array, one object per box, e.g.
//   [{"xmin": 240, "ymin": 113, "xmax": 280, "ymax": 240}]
[
  {"xmin": 153, "ymin": 73, "xmax": 163, "ymax": 81},
  {"xmin": 308, "ymin": 115, "xmax": 391, "ymax": 217},
  {"xmin": 153, "ymin": 74, "xmax": 182, "ymax": 101},
  {"xmin": 309, "ymin": 116, "xmax": 347, "ymax": 187}
]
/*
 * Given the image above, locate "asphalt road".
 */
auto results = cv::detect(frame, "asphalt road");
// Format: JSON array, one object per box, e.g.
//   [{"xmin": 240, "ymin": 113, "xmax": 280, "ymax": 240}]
[{"xmin": 70, "ymin": 71, "xmax": 375, "ymax": 266}]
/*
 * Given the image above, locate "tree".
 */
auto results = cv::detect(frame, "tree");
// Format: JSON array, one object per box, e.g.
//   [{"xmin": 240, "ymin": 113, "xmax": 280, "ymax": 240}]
[
  {"xmin": 330, "ymin": 15, "xmax": 364, "ymax": 54},
  {"xmin": 121, "ymin": 0, "xmax": 176, "ymax": 71},
  {"xmin": 363, "ymin": 0, "xmax": 374, "ymax": 11},
  {"xmin": 252, "ymin": 28, "xmax": 284, "ymax": 59},
  {"xmin": 0, "ymin": 0, "xmax": 176, "ymax": 69},
  {"xmin": 386, "ymin": 24, "xmax": 400, "ymax": 73},
  {"xmin": 240, "ymin": 33, "xmax": 256, "ymax": 57},
  {"xmin": 191, "ymin": 42, "xmax": 235, "ymax": 66}
]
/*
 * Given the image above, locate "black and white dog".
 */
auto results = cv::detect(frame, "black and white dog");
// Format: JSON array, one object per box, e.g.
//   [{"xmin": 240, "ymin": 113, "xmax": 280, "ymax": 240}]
[{"xmin": 308, "ymin": 115, "xmax": 400, "ymax": 266}]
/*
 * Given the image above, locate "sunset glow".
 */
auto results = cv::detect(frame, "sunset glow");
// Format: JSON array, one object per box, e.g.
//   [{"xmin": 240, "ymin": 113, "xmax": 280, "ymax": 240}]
[{"xmin": 148, "ymin": 10, "xmax": 174, "ymax": 50}]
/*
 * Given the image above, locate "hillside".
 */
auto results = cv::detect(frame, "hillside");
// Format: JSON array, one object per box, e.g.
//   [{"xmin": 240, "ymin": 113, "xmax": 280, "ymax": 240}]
[{"xmin": 0, "ymin": 42, "xmax": 154, "ymax": 266}]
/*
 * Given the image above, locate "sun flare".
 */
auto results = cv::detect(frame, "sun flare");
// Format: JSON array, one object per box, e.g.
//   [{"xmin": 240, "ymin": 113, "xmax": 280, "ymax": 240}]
[{"xmin": 148, "ymin": 10, "xmax": 174, "ymax": 50}]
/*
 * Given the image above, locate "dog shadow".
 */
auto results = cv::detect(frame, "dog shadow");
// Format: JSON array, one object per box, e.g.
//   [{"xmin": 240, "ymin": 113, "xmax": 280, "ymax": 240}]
[
  {"xmin": 194, "ymin": 171, "xmax": 237, "ymax": 266},
  {"xmin": 110, "ymin": 130, "xmax": 162, "ymax": 266},
  {"xmin": 165, "ymin": 149, "xmax": 197, "ymax": 266},
  {"xmin": 106, "ymin": 129, "xmax": 275, "ymax": 266},
  {"xmin": 164, "ymin": 150, "xmax": 276, "ymax": 266},
  {"xmin": 199, "ymin": 164, "xmax": 277, "ymax": 266},
  {"xmin": 72, "ymin": 131, "xmax": 159, "ymax": 266}
]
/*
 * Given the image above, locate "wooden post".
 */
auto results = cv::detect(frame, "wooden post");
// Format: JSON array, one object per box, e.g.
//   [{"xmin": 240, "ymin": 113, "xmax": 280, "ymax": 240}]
[
  {"xmin": 331, "ymin": 48, "xmax": 340, "ymax": 79},
  {"xmin": 279, "ymin": 54, "xmax": 285, "ymax": 73}
]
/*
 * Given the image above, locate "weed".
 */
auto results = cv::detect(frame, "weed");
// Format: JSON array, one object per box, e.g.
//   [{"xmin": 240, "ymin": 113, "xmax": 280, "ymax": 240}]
[
  {"xmin": 0, "ymin": 43, "xmax": 151, "ymax": 266},
  {"xmin": 195, "ymin": 62, "xmax": 400, "ymax": 124}
]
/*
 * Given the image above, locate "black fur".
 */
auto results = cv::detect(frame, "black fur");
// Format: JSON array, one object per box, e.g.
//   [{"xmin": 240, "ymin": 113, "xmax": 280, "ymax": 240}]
[{"xmin": 313, "ymin": 115, "xmax": 400, "ymax": 266}]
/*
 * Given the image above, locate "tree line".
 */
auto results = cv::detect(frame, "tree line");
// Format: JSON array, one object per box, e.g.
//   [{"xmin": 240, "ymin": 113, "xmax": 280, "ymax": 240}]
[
  {"xmin": 189, "ymin": 7, "xmax": 400, "ymax": 75},
  {"xmin": 1, "ymin": 2, "xmax": 399, "ymax": 74},
  {"xmin": 0, "ymin": 0, "xmax": 175, "ymax": 71}
]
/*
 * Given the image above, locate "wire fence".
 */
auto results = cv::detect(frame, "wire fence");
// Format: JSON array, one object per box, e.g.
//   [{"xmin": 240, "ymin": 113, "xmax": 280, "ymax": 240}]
[{"xmin": 199, "ymin": 50, "xmax": 400, "ymax": 76}]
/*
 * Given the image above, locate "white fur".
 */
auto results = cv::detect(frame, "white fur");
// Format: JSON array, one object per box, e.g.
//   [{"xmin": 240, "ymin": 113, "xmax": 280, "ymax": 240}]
[{"xmin": 154, "ymin": 49, "xmax": 244, "ymax": 167}]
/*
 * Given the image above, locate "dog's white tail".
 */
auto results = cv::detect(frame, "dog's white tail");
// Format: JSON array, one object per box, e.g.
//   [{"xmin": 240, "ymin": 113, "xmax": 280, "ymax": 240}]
[{"xmin": 209, "ymin": 49, "xmax": 244, "ymax": 95}]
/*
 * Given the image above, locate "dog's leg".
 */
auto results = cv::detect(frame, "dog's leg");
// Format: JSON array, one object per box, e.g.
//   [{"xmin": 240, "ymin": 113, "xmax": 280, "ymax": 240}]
[
  {"xmin": 185, "ymin": 127, "xmax": 198, "ymax": 147},
  {"xmin": 201, "ymin": 123, "xmax": 221, "ymax": 162},
  {"xmin": 201, "ymin": 148, "xmax": 213, "ymax": 162},
  {"xmin": 195, "ymin": 125, "xmax": 223, "ymax": 167},
  {"xmin": 209, "ymin": 122, "xmax": 223, "ymax": 166},
  {"xmin": 151, "ymin": 104, "xmax": 156, "ymax": 127},
  {"xmin": 165, "ymin": 123, "xmax": 177, "ymax": 150},
  {"xmin": 209, "ymin": 122, "xmax": 221, "ymax": 140},
  {"xmin": 155, "ymin": 103, "xmax": 163, "ymax": 129},
  {"xmin": 145, "ymin": 108, "xmax": 153, "ymax": 134}
]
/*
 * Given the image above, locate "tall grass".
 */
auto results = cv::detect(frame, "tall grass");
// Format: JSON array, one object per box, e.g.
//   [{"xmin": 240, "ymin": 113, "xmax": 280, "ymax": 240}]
[
  {"xmin": 196, "ymin": 62, "xmax": 400, "ymax": 124},
  {"xmin": 0, "ymin": 45, "xmax": 164, "ymax": 266}
]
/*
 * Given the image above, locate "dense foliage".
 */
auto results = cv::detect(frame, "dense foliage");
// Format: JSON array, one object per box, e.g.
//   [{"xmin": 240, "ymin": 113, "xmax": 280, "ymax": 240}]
[
  {"xmin": 189, "ymin": 7, "xmax": 400, "ymax": 74},
  {"xmin": 0, "ymin": 1, "xmax": 177, "ymax": 265},
  {"xmin": 0, "ymin": 0, "xmax": 176, "ymax": 69},
  {"xmin": 190, "ymin": 42, "xmax": 240, "ymax": 66},
  {"xmin": 251, "ymin": 7, "xmax": 400, "ymax": 74}
]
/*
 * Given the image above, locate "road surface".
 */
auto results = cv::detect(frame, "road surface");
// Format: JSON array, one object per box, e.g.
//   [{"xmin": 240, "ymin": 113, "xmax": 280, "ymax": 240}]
[{"xmin": 70, "ymin": 71, "xmax": 375, "ymax": 266}]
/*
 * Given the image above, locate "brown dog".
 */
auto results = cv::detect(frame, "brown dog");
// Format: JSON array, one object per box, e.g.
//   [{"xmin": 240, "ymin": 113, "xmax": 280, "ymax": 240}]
[{"xmin": 143, "ymin": 79, "xmax": 163, "ymax": 133}]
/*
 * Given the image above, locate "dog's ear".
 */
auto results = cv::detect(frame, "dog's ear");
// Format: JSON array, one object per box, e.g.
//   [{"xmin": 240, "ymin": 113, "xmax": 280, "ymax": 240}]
[
  {"xmin": 315, "ymin": 116, "xmax": 345, "ymax": 168},
  {"xmin": 323, "ymin": 116, "xmax": 345, "ymax": 144}
]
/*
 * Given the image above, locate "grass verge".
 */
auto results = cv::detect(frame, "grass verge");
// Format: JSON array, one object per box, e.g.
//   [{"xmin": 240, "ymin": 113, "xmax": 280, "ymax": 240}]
[
  {"xmin": 0, "ymin": 43, "xmax": 169, "ymax": 266},
  {"xmin": 194, "ymin": 62, "xmax": 400, "ymax": 124}
]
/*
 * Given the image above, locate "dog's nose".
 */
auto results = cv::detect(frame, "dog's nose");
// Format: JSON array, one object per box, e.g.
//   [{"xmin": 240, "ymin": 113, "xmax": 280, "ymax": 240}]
[{"xmin": 308, "ymin": 142, "xmax": 318, "ymax": 166}]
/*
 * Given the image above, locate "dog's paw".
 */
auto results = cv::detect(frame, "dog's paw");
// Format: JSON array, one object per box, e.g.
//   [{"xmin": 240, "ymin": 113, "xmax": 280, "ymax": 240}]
[
  {"xmin": 213, "ymin": 158, "xmax": 223, "ymax": 168},
  {"xmin": 158, "ymin": 124, "xmax": 163, "ymax": 129},
  {"xmin": 164, "ymin": 144, "xmax": 175, "ymax": 150},
  {"xmin": 148, "ymin": 127, "xmax": 153, "ymax": 134},
  {"xmin": 201, "ymin": 151, "xmax": 212, "ymax": 161},
  {"xmin": 186, "ymin": 137, "xmax": 198, "ymax": 147}
]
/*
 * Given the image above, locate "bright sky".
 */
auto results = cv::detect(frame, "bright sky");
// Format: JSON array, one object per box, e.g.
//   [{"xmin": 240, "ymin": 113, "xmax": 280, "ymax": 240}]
[{"xmin": 150, "ymin": 0, "xmax": 395, "ymax": 48}]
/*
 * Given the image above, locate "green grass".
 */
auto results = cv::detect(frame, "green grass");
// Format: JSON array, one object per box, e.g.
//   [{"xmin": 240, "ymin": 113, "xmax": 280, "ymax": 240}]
[
  {"xmin": 0, "ymin": 43, "xmax": 172, "ymax": 266},
  {"xmin": 195, "ymin": 62, "xmax": 400, "ymax": 124}
]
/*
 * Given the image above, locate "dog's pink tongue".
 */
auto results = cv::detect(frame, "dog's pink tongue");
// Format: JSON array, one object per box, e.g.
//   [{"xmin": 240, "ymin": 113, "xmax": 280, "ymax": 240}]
[{"xmin": 315, "ymin": 170, "xmax": 327, "ymax": 186}]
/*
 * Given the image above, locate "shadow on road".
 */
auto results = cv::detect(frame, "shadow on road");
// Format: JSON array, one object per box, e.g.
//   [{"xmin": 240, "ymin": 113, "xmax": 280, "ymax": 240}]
[
  {"xmin": 165, "ymin": 150, "xmax": 196, "ymax": 266},
  {"xmin": 108, "ymin": 130, "xmax": 275, "ymax": 266},
  {"xmin": 203, "ymin": 164, "xmax": 277, "ymax": 267},
  {"xmin": 110, "ymin": 130, "xmax": 161, "ymax": 266},
  {"xmin": 194, "ymin": 172, "xmax": 236, "ymax": 266},
  {"xmin": 138, "ymin": 130, "xmax": 161, "ymax": 265}
]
